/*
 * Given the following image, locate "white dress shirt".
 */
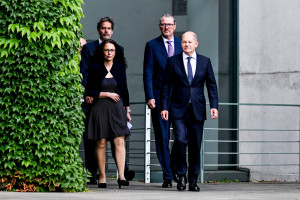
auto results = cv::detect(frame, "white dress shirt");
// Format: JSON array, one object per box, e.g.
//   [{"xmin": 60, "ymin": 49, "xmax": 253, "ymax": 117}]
[
  {"xmin": 162, "ymin": 36, "xmax": 174, "ymax": 55},
  {"xmin": 182, "ymin": 51, "xmax": 197, "ymax": 78}
]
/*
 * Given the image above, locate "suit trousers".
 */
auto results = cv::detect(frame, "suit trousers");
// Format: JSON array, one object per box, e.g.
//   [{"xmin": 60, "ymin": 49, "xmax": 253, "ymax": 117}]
[
  {"xmin": 172, "ymin": 104, "xmax": 204, "ymax": 183},
  {"xmin": 82, "ymin": 102, "xmax": 98, "ymax": 177},
  {"xmin": 83, "ymin": 139, "xmax": 98, "ymax": 177},
  {"xmin": 151, "ymin": 107, "xmax": 173, "ymax": 181}
]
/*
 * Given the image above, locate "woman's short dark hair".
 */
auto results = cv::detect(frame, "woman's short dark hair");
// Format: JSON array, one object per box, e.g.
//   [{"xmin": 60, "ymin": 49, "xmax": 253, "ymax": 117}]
[{"xmin": 94, "ymin": 39, "xmax": 127, "ymax": 68}]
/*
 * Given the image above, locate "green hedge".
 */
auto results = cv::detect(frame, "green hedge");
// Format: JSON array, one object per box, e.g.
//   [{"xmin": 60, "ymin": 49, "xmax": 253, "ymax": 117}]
[{"xmin": 0, "ymin": 0, "xmax": 87, "ymax": 192}]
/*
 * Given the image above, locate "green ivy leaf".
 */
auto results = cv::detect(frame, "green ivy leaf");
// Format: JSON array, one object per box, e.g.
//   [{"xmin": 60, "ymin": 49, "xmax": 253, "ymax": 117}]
[
  {"xmin": 9, "ymin": 39, "xmax": 19, "ymax": 49},
  {"xmin": 30, "ymin": 32, "xmax": 40, "ymax": 42},
  {"xmin": 33, "ymin": 21, "xmax": 45, "ymax": 31},
  {"xmin": 43, "ymin": 44, "xmax": 52, "ymax": 53},
  {"xmin": 0, "ymin": 49, "xmax": 9, "ymax": 58},
  {"xmin": 8, "ymin": 23, "xmax": 19, "ymax": 33},
  {"xmin": 19, "ymin": 26, "xmax": 31, "ymax": 37}
]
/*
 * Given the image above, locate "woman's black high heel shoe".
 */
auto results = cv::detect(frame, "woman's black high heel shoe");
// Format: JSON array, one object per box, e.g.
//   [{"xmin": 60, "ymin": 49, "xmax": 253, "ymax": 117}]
[
  {"xmin": 117, "ymin": 179, "xmax": 129, "ymax": 189},
  {"xmin": 98, "ymin": 183, "xmax": 107, "ymax": 188}
]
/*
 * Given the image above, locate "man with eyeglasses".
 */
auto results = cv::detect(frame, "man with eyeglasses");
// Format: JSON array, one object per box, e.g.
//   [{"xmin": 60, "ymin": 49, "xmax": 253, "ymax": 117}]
[
  {"xmin": 80, "ymin": 16, "xmax": 135, "ymax": 185},
  {"xmin": 143, "ymin": 14, "xmax": 182, "ymax": 188}
]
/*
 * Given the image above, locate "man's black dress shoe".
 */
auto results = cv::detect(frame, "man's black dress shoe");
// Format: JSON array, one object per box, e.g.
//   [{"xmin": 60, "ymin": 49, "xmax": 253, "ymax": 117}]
[
  {"xmin": 162, "ymin": 180, "xmax": 172, "ymax": 188},
  {"xmin": 189, "ymin": 182, "xmax": 200, "ymax": 192},
  {"xmin": 173, "ymin": 173, "xmax": 179, "ymax": 183},
  {"xmin": 177, "ymin": 176, "xmax": 186, "ymax": 191},
  {"xmin": 124, "ymin": 170, "xmax": 135, "ymax": 181}
]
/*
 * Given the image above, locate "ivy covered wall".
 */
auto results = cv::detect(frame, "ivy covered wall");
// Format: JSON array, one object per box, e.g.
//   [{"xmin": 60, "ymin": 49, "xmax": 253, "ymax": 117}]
[{"xmin": 0, "ymin": 0, "xmax": 87, "ymax": 192}]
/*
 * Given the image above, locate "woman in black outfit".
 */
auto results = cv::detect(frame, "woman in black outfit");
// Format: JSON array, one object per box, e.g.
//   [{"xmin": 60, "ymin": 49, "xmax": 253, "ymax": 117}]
[{"xmin": 86, "ymin": 39, "xmax": 131, "ymax": 189}]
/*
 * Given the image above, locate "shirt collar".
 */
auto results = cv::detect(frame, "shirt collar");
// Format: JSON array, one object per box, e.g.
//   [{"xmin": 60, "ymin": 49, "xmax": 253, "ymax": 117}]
[
  {"xmin": 98, "ymin": 38, "xmax": 102, "ymax": 44},
  {"xmin": 183, "ymin": 51, "xmax": 197, "ymax": 60},
  {"xmin": 162, "ymin": 36, "xmax": 174, "ymax": 44}
]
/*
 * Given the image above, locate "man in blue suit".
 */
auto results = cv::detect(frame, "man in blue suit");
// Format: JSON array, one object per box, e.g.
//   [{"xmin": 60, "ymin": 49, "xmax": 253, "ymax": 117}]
[
  {"xmin": 143, "ymin": 14, "xmax": 182, "ymax": 188},
  {"xmin": 80, "ymin": 17, "xmax": 134, "ymax": 184},
  {"xmin": 161, "ymin": 31, "xmax": 219, "ymax": 192}
]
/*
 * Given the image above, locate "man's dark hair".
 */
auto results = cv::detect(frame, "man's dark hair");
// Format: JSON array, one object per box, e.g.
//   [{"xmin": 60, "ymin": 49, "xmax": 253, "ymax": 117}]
[{"xmin": 97, "ymin": 16, "xmax": 115, "ymax": 31}]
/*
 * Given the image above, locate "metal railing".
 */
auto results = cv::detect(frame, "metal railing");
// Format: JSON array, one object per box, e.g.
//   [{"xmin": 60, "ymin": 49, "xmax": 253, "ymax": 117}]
[
  {"xmin": 80, "ymin": 102, "xmax": 300, "ymax": 183},
  {"xmin": 144, "ymin": 102, "xmax": 300, "ymax": 183}
]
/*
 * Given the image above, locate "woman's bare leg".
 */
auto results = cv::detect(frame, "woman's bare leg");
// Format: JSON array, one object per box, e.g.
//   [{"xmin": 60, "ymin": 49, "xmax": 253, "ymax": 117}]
[
  {"xmin": 113, "ymin": 136, "xmax": 126, "ymax": 180},
  {"xmin": 96, "ymin": 139, "xmax": 107, "ymax": 183}
]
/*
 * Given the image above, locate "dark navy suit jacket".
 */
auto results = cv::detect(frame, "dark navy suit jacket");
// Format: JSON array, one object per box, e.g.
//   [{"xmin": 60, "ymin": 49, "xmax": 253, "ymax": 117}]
[
  {"xmin": 85, "ymin": 62, "xmax": 130, "ymax": 107},
  {"xmin": 161, "ymin": 52, "xmax": 218, "ymax": 121},
  {"xmin": 143, "ymin": 36, "xmax": 182, "ymax": 108},
  {"xmin": 80, "ymin": 40, "xmax": 99, "ymax": 88}
]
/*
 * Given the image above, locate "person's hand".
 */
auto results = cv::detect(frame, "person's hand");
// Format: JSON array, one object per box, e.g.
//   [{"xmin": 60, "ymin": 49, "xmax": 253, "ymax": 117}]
[
  {"xmin": 147, "ymin": 99, "xmax": 156, "ymax": 109},
  {"xmin": 161, "ymin": 110, "xmax": 169, "ymax": 121},
  {"xmin": 127, "ymin": 112, "xmax": 132, "ymax": 122},
  {"xmin": 85, "ymin": 96, "xmax": 93, "ymax": 104},
  {"xmin": 210, "ymin": 108, "xmax": 218, "ymax": 119},
  {"xmin": 109, "ymin": 93, "xmax": 120, "ymax": 102}
]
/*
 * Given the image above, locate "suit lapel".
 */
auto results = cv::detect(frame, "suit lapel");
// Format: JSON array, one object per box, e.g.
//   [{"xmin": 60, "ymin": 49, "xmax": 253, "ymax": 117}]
[
  {"xmin": 157, "ymin": 37, "xmax": 169, "ymax": 59},
  {"xmin": 191, "ymin": 54, "xmax": 203, "ymax": 85},
  {"xmin": 175, "ymin": 53, "xmax": 189, "ymax": 85}
]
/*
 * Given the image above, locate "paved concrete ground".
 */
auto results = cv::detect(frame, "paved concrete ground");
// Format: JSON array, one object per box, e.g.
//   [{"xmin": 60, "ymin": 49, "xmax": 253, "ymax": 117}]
[{"xmin": 1, "ymin": 179, "xmax": 300, "ymax": 200}]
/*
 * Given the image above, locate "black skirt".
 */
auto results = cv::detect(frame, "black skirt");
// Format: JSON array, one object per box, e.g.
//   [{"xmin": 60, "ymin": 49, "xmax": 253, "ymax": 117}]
[{"xmin": 87, "ymin": 78, "xmax": 130, "ymax": 140}]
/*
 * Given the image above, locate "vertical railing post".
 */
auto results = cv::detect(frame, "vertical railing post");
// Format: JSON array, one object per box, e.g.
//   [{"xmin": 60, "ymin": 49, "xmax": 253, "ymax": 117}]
[
  {"xmin": 200, "ymin": 129, "xmax": 205, "ymax": 183},
  {"xmin": 145, "ymin": 105, "xmax": 151, "ymax": 183}
]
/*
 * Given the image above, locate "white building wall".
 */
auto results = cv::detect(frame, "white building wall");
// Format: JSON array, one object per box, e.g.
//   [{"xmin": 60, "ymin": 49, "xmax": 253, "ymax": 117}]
[{"xmin": 239, "ymin": 0, "xmax": 300, "ymax": 181}]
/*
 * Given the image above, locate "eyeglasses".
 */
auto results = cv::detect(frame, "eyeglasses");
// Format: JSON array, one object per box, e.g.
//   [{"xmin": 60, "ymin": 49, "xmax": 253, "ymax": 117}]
[
  {"xmin": 159, "ymin": 23, "xmax": 175, "ymax": 28},
  {"xmin": 103, "ymin": 49, "xmax": 115, "ymax": 53}
]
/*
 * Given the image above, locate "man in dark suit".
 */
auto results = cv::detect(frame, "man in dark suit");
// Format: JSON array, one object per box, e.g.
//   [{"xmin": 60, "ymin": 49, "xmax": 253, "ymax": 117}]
[
  {"xmin": 143, "ymin": 14, "xmax": 182, "ymax": 188},
  {"xmin": 80, "ymin": 16, "xmax": 134, "ymax": 184},
  {"xmin": 161, "ymin": 31, "xmax": 219, "ymax": 192}
]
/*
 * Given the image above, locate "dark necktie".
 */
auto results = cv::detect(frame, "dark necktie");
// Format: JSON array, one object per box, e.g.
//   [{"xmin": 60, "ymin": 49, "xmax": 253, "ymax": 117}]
[
  {"xmin": 166, "ymin": 41, "xmax": 174, "ymax": 57},
  {"xmin": 187, "ymin": 57, "xmax": 193, "ymax": 85}
]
